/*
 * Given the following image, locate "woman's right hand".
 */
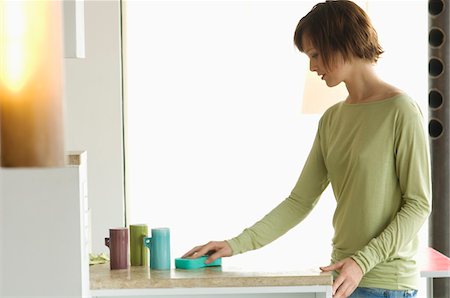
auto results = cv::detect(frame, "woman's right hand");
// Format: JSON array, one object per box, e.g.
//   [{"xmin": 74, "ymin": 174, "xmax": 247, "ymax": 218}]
[{"xmin": 182, "ymin": 240, "xmax": 233, "ymax": 264}]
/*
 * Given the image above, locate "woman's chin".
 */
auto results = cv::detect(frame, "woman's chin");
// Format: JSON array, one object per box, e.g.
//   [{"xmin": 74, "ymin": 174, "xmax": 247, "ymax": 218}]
[{"xmin": 325, "ymin": 81, "xmax": 337, "ymax": 87}]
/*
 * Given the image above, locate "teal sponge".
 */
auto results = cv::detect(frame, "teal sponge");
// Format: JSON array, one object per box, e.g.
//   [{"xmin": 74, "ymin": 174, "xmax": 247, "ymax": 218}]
[{"xmin": 175, "ymin": 256, "xmax": 222, "ymax": 269}]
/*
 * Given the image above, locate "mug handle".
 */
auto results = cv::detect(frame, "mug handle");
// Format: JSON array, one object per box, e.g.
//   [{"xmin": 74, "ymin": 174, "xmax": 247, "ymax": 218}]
[
  {"xmin": 105, "ymin": 237, "xmax": 110, "ymax": 248},
  {"xmin": 143, "ymin": 237, "xmax": 152, "ymax": 249}
]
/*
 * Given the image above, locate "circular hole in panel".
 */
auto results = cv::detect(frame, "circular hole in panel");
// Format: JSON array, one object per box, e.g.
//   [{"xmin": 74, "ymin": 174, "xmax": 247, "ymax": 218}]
[
  {"xmin": 429, "ymin": 119, "xmax": 443, "ymax": 138},
  {"xmin": 429, "ymin": 28, "xmax": 445, "ymax": 47},
  {"xmin": 429, "ymin": 0, "xmax": 444, "ymax": 15},
  {"xmin": 429, "ymin": 58, "xmax": 444, "ymax": 77},
  {"xmin": 429, "ymin": 90, "xmax": 443, "ymax": 109}
]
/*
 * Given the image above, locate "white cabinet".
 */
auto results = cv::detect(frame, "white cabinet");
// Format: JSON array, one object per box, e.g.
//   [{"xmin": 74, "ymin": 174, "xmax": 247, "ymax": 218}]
[{"xmin": 0, "ymin": 151, "xmax": 90, "ymax": 297}]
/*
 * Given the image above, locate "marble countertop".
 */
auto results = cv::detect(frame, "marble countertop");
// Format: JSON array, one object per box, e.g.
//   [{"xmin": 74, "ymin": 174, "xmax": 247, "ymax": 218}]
[{"xmin": 90, "ymin": 263, "xmax": 333, "ymax": 290}]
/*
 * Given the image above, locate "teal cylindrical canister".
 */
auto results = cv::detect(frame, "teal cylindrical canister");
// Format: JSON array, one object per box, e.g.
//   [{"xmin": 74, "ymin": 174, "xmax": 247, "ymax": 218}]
[{"xmin": 144, "ymin": 227, "xmax": 171, "ymax": 270}]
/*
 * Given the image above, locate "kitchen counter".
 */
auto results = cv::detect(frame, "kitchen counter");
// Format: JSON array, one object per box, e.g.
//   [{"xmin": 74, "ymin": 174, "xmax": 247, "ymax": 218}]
[{"xmin": 90, "ymin": 263, "xmax": 333, "ymax": 297}]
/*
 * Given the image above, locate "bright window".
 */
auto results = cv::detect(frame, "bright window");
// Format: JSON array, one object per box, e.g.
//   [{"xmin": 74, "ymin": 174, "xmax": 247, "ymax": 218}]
[{"xmin": 124, "ymin": 0, "xmax": 427, "ymax": 270}]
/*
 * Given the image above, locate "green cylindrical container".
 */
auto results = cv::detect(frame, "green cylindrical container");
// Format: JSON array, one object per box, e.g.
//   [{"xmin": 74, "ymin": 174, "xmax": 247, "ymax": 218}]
[{"xmin": 129, "ymin": 224, "xmax": 148, "ymax": 266}]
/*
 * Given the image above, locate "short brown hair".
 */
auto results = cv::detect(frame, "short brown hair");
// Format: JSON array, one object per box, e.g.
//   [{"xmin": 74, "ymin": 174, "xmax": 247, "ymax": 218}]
[{"xmin": 293, "ymin": 0, "xmax": 383, "ymax": 70}]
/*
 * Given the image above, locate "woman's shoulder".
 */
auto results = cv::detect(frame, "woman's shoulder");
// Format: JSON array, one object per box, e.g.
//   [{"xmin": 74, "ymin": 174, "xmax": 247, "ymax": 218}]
[
  {"xmin": 318, "ymin": 92, "xmax": 424, "ymax": 126},
  {"xmin": 320, "ymin": 100, "xmax": 345, "ymax": 120},
  {"xmin": 375, "ymin": 84, "xmax": 420, "ymax": 113},
  {"xmin": 317, "ymin": 101, "xmax": 347, "ymax": 131},
  {"xmin": 389, "ymin": 93, "xmax": 423, "ymax": 117}
]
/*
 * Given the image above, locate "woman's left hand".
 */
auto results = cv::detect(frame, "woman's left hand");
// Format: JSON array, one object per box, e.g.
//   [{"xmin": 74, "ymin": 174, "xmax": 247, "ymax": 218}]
[{"xmin": 320, "ymin": 257, "xmax": 363, "ymax": 298}]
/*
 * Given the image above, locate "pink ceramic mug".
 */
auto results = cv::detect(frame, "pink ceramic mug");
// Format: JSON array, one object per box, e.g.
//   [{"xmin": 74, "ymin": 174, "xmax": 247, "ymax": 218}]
[{"xmin": 105, "ymin": 227, "xmax": 128, "ymax": 270}]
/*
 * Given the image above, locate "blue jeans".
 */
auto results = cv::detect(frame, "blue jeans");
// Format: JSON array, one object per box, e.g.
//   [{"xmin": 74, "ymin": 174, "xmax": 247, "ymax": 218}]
[{"xmin": 349, "ymin": 287, "xmax": 418, "ymax": 297}]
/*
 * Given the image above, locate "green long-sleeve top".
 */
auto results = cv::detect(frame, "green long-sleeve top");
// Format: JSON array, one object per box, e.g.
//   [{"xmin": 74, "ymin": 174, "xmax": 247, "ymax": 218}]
[{"xmin": 227, "ymin": 94, "xmax": 431, "ymax": 290}]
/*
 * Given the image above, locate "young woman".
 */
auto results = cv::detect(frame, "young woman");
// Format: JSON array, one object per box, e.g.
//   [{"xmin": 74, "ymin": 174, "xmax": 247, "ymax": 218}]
[{"xmin": 183, "ymin": 1, "xmax": 430, "ymax": 297}]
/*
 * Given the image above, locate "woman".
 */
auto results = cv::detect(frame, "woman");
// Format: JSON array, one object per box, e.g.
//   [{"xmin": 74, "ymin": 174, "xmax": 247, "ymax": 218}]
[{"xmin": 183, "ymin": 1, "xmax": 430, "ymax": 297}]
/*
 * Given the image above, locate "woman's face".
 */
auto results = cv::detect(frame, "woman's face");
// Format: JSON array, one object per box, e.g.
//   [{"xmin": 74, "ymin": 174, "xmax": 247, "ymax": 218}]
[{"xmin": 301, "ymin": 35, "xmax": 349, "ymax": 87}]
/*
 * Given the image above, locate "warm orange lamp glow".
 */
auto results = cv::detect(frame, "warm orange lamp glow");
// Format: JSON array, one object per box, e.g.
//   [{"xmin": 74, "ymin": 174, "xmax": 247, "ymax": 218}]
[
  {"xmin": 0, "ymin": 0, "xmax": 65, "ymax": 167},
  {"xmin": 301, "ymin": 69, "xmax": 348, "ymax": 114}
]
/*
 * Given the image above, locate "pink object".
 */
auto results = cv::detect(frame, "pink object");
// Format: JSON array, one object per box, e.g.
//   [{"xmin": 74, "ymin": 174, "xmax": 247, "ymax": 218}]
[
  {"xmin": 105, "ymin": 228, "xmax": 128, "ymax": 270},
  {"xmin": 420, "ymin": 247, "xmax": 450, "ymax": 278}
]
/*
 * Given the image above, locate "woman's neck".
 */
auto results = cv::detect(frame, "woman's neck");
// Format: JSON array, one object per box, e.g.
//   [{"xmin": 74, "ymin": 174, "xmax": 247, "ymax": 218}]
[{"xmin": 343, "ymin": 62, "xmax": 401, "ymax": 104}]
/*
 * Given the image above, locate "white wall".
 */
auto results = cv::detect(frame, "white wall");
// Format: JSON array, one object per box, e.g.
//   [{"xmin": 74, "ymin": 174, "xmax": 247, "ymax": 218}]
[
  {"xmin": 124, "ymin": 1, "xmax": 335, "ymax": 270},
  {"xmin": 64, "ymin": 0, "xmax": 124, "ymax": 253}
]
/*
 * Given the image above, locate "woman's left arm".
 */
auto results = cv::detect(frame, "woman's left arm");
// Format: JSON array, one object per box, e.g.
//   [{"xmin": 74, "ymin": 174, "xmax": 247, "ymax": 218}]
[{"xmin": 351, "ymin": 109, "xmax": 432, "ymax": 274}]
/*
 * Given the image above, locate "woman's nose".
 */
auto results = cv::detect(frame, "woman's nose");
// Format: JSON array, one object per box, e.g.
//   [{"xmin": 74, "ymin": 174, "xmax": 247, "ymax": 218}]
[{"xmin": 309, "ymin": 60, "xmax": 317, "ymax": 72}]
